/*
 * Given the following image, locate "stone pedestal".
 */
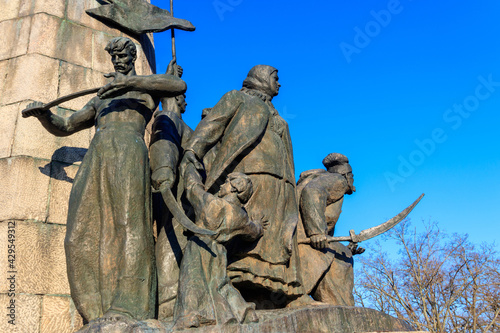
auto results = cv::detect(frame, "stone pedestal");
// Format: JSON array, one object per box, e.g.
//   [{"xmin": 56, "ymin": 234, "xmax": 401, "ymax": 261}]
[
  {"xmin": 0, "ymin": 1, "xmax": 155, "ymax": 332},
  {"xmin": 75, "ymin": 306, "xmax": 421, "ymax": 333}
]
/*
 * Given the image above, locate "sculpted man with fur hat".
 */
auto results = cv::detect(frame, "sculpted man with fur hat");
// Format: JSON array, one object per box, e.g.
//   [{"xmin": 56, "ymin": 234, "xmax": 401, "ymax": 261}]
[{"xmin": 296, "ymin": 153, "xmax": 361, "ymax": 306}]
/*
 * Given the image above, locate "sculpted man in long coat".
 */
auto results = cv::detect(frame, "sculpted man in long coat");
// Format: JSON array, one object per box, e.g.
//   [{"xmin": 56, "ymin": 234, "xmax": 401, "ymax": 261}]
[
  {"xmin": 180, "ymin": 65, "xmax": 303, "ymax": 299},
  {"xmin": 23, "ymin": 37, "xmax": 186, "ymax": 322}
]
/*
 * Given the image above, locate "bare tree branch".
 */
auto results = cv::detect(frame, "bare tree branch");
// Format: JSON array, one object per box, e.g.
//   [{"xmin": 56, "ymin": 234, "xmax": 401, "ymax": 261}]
[{"xmin": 355, "ymin": 219, "xmax": 499, "ymax": 333}]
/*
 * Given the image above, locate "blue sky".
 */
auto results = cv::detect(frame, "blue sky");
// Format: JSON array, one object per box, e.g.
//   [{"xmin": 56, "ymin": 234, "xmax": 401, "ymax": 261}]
[{"xmin": 150, "ymin": 0, "xmax": 500, "ymax": 250}]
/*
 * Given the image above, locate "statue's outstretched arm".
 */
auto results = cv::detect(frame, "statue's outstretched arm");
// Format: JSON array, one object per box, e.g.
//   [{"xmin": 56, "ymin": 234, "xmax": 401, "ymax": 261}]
[
  {"xmin": 23, "ymin": 99, "xmax": 96, "ymax": 137},
  {"xmin": 98, "ymin": 72, "xmax": 186, "ymax": 99},
  {"xmin": 186, "ymin": 90, "xmax": 243, "ymax": 159}
]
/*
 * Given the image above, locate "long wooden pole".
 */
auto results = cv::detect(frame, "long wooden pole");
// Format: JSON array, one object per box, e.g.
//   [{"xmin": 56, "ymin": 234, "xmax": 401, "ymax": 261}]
[{"xmin": 171, "ymin": 0, "xmax": 176, "ymax": 62}]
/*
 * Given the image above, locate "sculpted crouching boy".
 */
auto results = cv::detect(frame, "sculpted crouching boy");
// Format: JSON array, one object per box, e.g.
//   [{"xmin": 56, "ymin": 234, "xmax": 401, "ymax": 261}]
[{"xmin": 173, "ymin": 167, "xmax": 264, "ymax": 329}]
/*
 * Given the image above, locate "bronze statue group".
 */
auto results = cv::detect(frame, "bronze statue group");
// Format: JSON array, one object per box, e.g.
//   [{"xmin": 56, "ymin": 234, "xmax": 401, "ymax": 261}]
[{"xmin": 23, "ymin": 37, "xmax": 358, "ymax": 330}]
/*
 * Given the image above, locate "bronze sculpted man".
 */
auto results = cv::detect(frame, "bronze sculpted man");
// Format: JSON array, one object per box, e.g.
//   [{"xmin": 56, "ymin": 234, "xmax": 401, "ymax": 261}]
[
  {"xmin": 173, "ymin": 169, "xmax": 263, "ymax": 329},
  {"xmin": 296, "ymin": 153, "xmax": 358, "ymax": 305},
  {"xmin": 149, "ymin": 62, "xmax": 196, "ymax": 320},
  {"xmin": 23, "ymin": 37, "xmax": 186, "ymax": 322},
  {"xmin": 180, "ymin": 65, "xmax": 303, "ymax": 301}
]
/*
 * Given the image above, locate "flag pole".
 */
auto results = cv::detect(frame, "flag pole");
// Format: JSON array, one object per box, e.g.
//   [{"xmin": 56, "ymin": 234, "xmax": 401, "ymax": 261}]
[{"xmin": 170, "ymin": 0, "xmax": 176, "ymax": 62}]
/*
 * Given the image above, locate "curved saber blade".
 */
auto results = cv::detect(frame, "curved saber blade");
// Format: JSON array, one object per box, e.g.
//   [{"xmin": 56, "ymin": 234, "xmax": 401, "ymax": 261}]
[
  {"xmin": 299, "ymin": 193, "xmax": 424, "ymax": 244},
  {"xmin": 355, "ymin": 193, "xmax": 424, "ymax": 242},
  {"xmin": 22, "ymin": 87, "xmax": 101, "ymax": 118},
  {"xmin": 160, "ymin": 186, "xmax": 216, "ymax": 236}
]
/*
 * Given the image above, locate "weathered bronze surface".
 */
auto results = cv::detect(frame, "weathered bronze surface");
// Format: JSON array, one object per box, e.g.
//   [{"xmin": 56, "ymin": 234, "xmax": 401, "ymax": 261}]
[
  {"xmin": 148, "ymin": 62, "xmax": 196, "ymax": 320},
  {"xmin": 76, "ymin": 305, "xmax": 418, "ymax": 332},
  {"xmin": 295, "ymin": 153, "xmax": 357, "ymax": 305},
  {"xmin": 16, "ymin": 0, "xmax": 428, "ymax": 329},
  {"xmin": 180, "ymin": 66, "xmax": 303, "ymax": 302},
  {"xmin": 173, "ymin": 170, "xmax": 263, "ymax": 329},
  {"xmin": 21, "ymin": 88, "xmax": 101, "ymax": 117},
  {"xmin": 22, "ymin": 37, "xmax": 186, "ymax": 323},
  {"xmin": 86, "ymin": 0, "xmax": 196, "ymax": 35}
]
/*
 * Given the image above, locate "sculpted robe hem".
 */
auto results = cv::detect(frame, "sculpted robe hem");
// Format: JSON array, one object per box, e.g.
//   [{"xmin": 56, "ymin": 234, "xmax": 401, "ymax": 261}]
[{"xmin": 64, "ymin": 93, "xmax": 156, "ymax": 322}]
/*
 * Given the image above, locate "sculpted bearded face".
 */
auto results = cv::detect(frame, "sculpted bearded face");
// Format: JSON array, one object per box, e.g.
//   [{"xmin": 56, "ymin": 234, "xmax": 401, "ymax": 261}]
[
  {"xmin": 105, "ymin": 37, "xmax": 137, "ymax": 75},
  {"xmin": 340, "ymin": 163, "xmax": 356, "ymax": 195},
  {"xmin": 110, "ymin": 48, "xmax": 136, "ymax": 75}
]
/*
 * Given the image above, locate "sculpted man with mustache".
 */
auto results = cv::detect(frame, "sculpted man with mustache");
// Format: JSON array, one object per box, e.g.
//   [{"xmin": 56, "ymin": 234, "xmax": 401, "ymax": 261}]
[{"xmin": 23, "ymin": 37, "xmax": 186, "ymax": 323}]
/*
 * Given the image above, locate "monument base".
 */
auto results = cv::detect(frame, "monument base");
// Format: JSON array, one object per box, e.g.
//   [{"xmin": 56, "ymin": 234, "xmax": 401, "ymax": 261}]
[{"xmin": 76, "ymin": 305, "xmax": 418, "ymax": 332}]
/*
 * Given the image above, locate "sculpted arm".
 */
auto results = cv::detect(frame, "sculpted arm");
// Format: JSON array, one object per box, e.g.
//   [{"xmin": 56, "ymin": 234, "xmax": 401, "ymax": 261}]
[
  {"xmin": 301, "ymin": 174, "xmax": 348, "ymax": 235},
  {"xmin": 180, "ymin": 91, "xmax": 243, "ymax": 174},
  {"xmin": 186, "ymin": 90, "xmax": 243, "ymax": 159},
  {"xmin": 98, "ymin": 73, "xmax": 186, "ymax": 99},
  {"xmin": 240, "ymin": 217, "xmax": 264, "ymax": 242},
  {"xmin": 301, "ymin": 175, "xmax": 349, "ymax": 249},
  {"xmin": 24, "ymin": 99, "xmax": 97, "ymax": 137},
  {"xmin": 184, "ymin": 163, "xmax": 214, "ymax": 216},
  {"xmin": 149, "ymin": 111, "xmax": 183, "ymax": 189},
  {"xmin": 300, "ymin": 181, "xmax": 329, "ymax": 238}
]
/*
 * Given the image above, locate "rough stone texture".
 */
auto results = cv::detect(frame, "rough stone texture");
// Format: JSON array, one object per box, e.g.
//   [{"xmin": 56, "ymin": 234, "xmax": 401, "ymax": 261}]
[
  {"xmin": 0, "ymin": 157, "xmax": 50, "ymax": 222},
  {"xmin": 1, "ymin": 54, "xmax": 59, "ymax": 105},
  {"xmin": 0, "ymin": 293, "xmax": 42, "ymax": 333},
  {"xmin": 19, "ymin": 0, "xmax": 66, "ymax": 19},
  {"xmin": 47, "ymin": 162, "xmax": 80, "ymax": 225},
  {"xmin": 0, "ymin": 0, "xmax": 22, "ymax": 23},
  {"xmin": 136, "ymin": 33, "xmax": 156, "ymax": 75},
  {"xmin": 28, "ymin": 13, "xmax": 93, "ymax": 68},
  {"xmin": 0, "ymin": 221, "xmax": 69, "ymax": 295},
  {"xmin": 27, "ymin": 13, "xmax": 63, "ymax": 58},
  {"xmin": 0, "ymin": 223, "xmax": 6, "ymax": 265},
  {"xmin": 75, "ymin": 306, "xmax": 418, "ymax": 333},
  {"xmin": 41, "ymin": 295, "xmax": 83, "ymax": 333},
  {"xmin": 0, "ymin": 102, "xmax": 20, "ymax": 158},
  {"xmin": 92, "ymin": 30, "xmax": 121, "ymax": 74},
  {"xmin": 0, "ymin": 16, "xmax": 32, "ymax": 61},
  {"xmin": 0, "ymin": 59, "xmax": 8, "ymax": 95},
  {"xmin": 58, "ymin": 62, "xmax": 110, "ymax": 110},
  {"xmin": 11, "ymin": 104, "xmax": 92, "ymax": 162},
  {"xmin": 67, "ymin": 0, "xmax": 123, "ymax": 35},
  {"xmin": 0, "ymin": 0, "xmax": 156, "ymax": 330}
]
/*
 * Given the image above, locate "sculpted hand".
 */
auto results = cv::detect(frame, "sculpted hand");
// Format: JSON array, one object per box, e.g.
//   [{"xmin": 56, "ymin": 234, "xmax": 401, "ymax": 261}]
[
  {"xmin": 310, "ymin": 234, "xmax": 328, "ymax": 250},
  {"xmin": 348, "ymin": 242, "xmax": 365, "ymax": 255},
  {"xmin": 166, "ymin": 59, "xmax": 183, "ymax": 78},
  {"xmin": 151, "ymin": 167, "xmax": 175, "ymax": 191},
  {"xmin": 183, "ymin": 164, "xmax": 203, "ymax": 189},
  {"xmin": 98, "ymin": 72, "xmax": 131, "ymax": 99},
  {"xmin": 180, "ymin": 150, "xmax": 203, "ymax": 179},
  {"xmin": 257, "ymin": 215, "xmax": 269, "ymax": 231},
  {"xmin": 22, "ymin": 101, "xmax": 48, "ymax": 118},
  {"xmin": 251, "ymin": 215, "xmax": 269, "ymax": 232}
]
